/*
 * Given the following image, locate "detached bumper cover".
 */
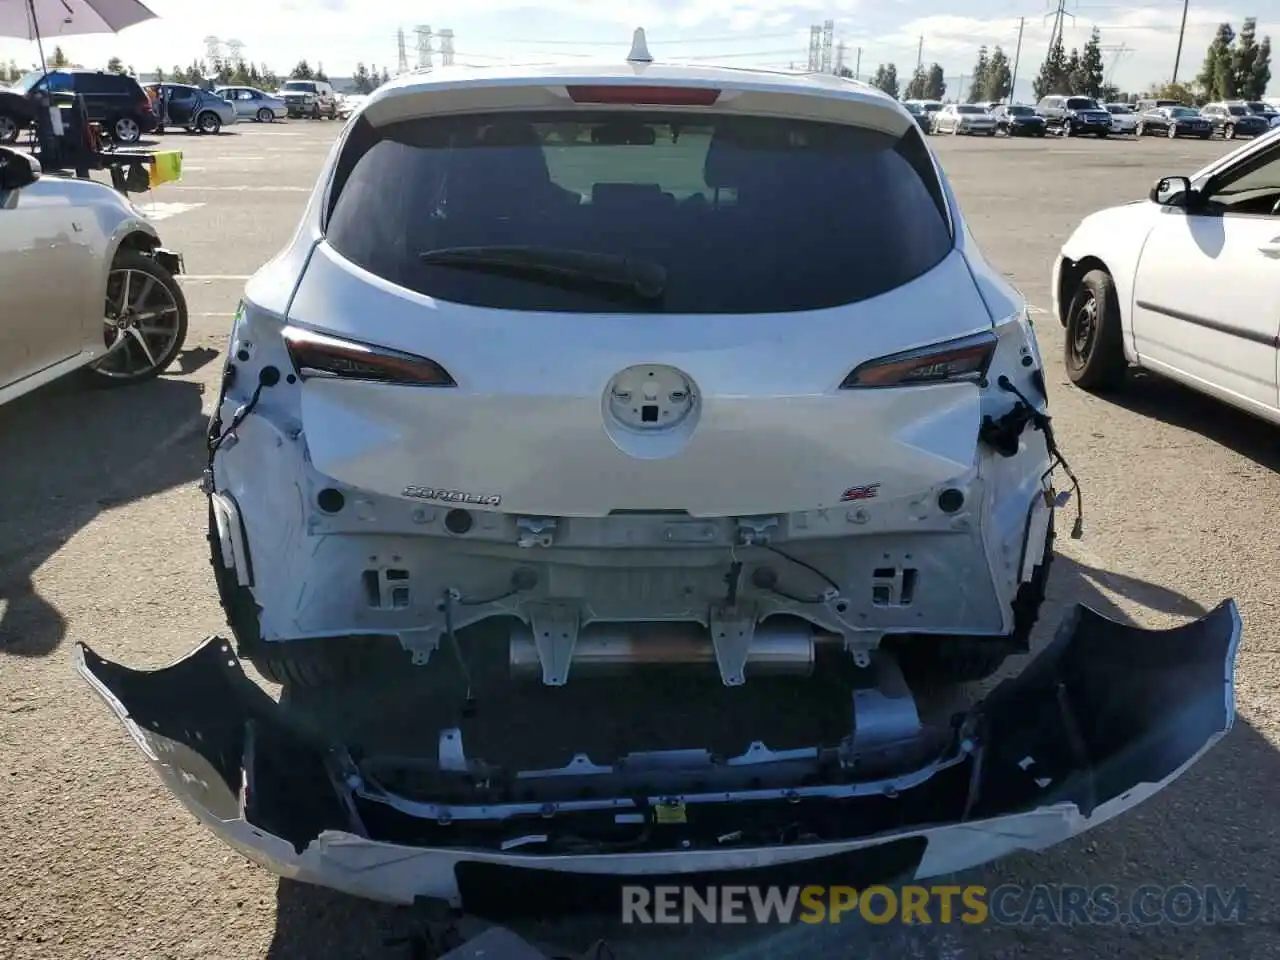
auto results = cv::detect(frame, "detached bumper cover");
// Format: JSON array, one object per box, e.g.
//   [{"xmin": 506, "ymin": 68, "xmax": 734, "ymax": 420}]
[{"xmin": 76, "ymin": 601, "xmax": 1241, "ymax": 914}]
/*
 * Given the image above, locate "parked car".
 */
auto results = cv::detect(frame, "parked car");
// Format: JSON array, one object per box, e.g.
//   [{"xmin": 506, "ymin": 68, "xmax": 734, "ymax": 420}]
[
  {"xmin": 1103, "ymin": 103, "xmax": 1139, "ymax": 134},
  {"xmin": 902, "ymin": 98, "xmax": 943, "ymax": 132},
  {"xmin": 991, "ymin": 103, "xmax": 1047, "ymax": 137},
  {"xmin": 1035, "ymin": 95, "xmax": 1112, "ymax": 137},
  {"xmin": 214, "ymin": 85, "xmax": 287, "ymax": 122},
  {"xmin": 1200, "ymin": 102, "xmax": 1271, "ymax": 139},
  {"xmin": 1243, "ymin": 100, "xmax": 1279, "ymax": 124},
  {"xmin": 4, "ymin": 68, "xmax": 157, "ymax": 144},
  {"xmin": 1135, "ymin": 98, "xmax": 1183, "ymax": 112},
  {"xmin": 144, "ymin": 82, "xmax": 237, "ymax": 135},
  {"xmin": 932, "ymin": 102, "xmax": 997, "ymax": 135},
  {"xmin": 1135, "ymin": 105, "xmax": 1212, "ymax": 139},
  {"xmin": 0, "ymin": 86, "xmax": 36, "ymax": 143},
  {"xmin": 276, "ymin": 78, "xmax": 339, "ymax": 119},
  {"xmin": 901, "ymin": 99, "xmax": 930, "ymax": 131},
  {"xmin": 1055, "ymin": 130, "xmax": 1280, "ymax": 428},
  {"xmin": 0, "ymin": 146, "xmax": 188, "ymax": 405},
  {"xmin": 75, "ymin": 38, "xmax": 1244, "ymax": 919},
  {"xmin": 335, "ymin": 92, "xmax": 368, "ymax": 120}
]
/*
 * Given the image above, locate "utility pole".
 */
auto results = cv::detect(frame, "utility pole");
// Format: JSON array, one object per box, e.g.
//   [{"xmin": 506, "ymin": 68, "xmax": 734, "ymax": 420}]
[
  {"xmin": 1172, "ymin": 0, "xmax": 1190, "ymax": 82},
  {"xmin": 855, "ymin": 46, "xmax": 861, "ymax": 81},
  {"xmin": 1010, "ymin": 17, "xmax": 1025, "ymax": 103},
  {"xmin": 835, "ymin": 40, "xmax": 846, "ymax": 76},
  {"xmin": 916, "ymin": 35, "xmax": 923, "ymax": 74}
]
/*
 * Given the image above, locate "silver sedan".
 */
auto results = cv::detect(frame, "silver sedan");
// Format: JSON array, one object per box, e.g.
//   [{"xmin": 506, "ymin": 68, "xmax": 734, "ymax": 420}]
[
  {"xmin": 932, "ymin": 103, "xmax": 998, "ymax": 135},
  {"xmin": 0, "ymin": 147, "xmax": 189, "ymax": 405},
  {"xmin": 214, "ymin": 86, "xmax": 288, "ymax": 122}
]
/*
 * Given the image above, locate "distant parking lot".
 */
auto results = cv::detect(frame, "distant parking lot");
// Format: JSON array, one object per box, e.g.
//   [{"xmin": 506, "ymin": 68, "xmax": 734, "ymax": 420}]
[{"xmin": 1, "ymin": 121, "xmax": 1277, "ymax": 960}]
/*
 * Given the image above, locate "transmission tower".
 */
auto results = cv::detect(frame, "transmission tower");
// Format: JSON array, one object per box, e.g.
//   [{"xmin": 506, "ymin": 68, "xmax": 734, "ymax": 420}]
[
  {"xmin": 819, "ymin": 20, "xmax": 834, "ymax": 73},
  {"xmin": 807, "ymin": 25, "xmax": 822, "ymax": 72},
  {"xmin": 226, "ymin": 38, "xmax": 245, "ymax": 63},
  {"xmin": 203, "ymin": 36, "xmax": 223, "ymax": 61},
  {"xmin": 415, "ymin": 25, "xmax": 433, "ymax": 69},
  {"xmin": 396, "ymin": 28, "xmax": 409, "ymax": 74},
  {"xmin": 1044, "ymin": 0, "xmax": 1074, "ymax": 59},
  {"xmin": 438, "ymin": 29, "xmax": 455, "ymax": 67},
  {"xmin": 1100, "ymin": 42, "xmax": 1132, "ymax": 87}
]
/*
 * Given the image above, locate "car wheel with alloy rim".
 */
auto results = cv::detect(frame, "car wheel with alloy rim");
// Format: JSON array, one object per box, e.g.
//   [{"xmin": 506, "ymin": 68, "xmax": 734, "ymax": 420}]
[
  {"xmin": 112, "ymin": 115, "xmax": 141, "ymax": 144},
  {"xmin": 88, "ymin": 250, "xmax": 189, "ymax": 386}
]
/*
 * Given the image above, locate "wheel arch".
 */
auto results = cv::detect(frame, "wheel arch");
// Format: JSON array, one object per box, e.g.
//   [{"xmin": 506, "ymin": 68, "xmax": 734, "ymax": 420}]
[{"xmin": 1055, "ymin": 255, "xmax": 1112, "ymax": 327}]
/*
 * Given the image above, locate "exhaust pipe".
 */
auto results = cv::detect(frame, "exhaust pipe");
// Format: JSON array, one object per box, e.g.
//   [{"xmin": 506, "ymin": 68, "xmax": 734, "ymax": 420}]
[{"xmin": 509, "ymin": 619, "xmax": 837, "ymax": 681}]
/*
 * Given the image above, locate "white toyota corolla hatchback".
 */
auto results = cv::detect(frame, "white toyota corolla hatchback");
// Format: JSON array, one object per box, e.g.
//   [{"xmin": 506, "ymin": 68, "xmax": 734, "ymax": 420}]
[{"xmin": 79, "ymin": 35, "xmax": 1239, "ymax": 917}]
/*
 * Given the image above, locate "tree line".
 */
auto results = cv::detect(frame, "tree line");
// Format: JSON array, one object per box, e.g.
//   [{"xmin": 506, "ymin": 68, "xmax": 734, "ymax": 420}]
[
  {"xmin": 0, "ymin": 46, "xmax": 394, "ymax": 92},
  {"xmin": 856, "ymin": 19, "xmax": 1271, "ymax": 106}
]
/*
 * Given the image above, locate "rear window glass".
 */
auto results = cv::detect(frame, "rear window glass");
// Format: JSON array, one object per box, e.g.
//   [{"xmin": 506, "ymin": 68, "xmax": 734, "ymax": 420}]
[{"xmin": 325, "ymin": 111, "xmax": 953, "ymax": 314}]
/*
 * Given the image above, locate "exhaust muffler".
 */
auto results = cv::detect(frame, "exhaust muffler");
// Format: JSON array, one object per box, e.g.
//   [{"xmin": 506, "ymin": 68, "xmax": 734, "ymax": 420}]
[{"xmin": 509, "ymin": 619, "xmax": 838, "ymax": 681}]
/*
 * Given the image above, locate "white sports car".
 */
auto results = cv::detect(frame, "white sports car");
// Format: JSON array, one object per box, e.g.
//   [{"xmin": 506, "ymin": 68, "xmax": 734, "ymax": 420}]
[
  {"xmin": 1054, "ymin": 127, "xmax": 1280, "ymax": 424},
  {"xmin": 0, "ymin": 147, "xmax": 188, "ymax": 405},
  {"xmin": 78, "ymin": 33, "xmax": 1240, "ymax": 918}
]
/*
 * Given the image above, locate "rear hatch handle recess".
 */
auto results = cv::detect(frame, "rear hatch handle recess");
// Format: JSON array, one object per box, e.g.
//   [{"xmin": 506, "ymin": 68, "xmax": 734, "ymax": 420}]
[{"xmin": 75, "ymin": 599, "xmax": 1240, "ymax": 911}]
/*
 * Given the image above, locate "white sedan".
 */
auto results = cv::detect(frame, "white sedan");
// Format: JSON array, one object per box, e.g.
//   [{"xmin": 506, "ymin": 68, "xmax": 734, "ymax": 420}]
[
  {"xmin": 1053, "ymin": 128, "xmax": 1280, "ymax": 424},
  {"xmin": 932, "ymin": 102, "xmax": 998, "ymax": 135},
  {"xmin": 1103, "ymin": 102, "xmax": 1139, "ymax": 134}
]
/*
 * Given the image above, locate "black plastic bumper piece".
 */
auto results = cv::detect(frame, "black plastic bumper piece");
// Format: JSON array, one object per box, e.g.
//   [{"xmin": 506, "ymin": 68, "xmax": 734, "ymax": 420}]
[{"xmin": 75, "ymin": 599, "xmax": 1241, "ymax": 912}]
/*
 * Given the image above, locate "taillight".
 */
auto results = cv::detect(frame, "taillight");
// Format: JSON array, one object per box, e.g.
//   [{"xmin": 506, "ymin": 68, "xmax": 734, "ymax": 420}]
[
  {"xmin": 282, "ymin": 326, "xmax": 456, "ymax": 386},
  {"xmin": 566, "ymin": 85, "xmax": 721, "ymax": 106},
  {"xmin": 840, "ymin": 331, "xmax": 998, "ymax": 388}
]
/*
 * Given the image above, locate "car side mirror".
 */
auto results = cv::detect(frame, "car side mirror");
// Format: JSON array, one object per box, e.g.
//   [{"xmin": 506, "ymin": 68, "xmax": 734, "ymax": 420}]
[
  {"xmin": 0, "ymin": 148, "xmax": 41, "ymax": 191},
  {"xmin": 1150, "ymin": 175, "xmax": 1192, "ymax": 206}
]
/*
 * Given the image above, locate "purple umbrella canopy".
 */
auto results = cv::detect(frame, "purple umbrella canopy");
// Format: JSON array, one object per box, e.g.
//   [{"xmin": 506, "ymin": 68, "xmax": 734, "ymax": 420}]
[{"xmin": 0, "ymin": 0, "xmax": 157, "ymax": 41}]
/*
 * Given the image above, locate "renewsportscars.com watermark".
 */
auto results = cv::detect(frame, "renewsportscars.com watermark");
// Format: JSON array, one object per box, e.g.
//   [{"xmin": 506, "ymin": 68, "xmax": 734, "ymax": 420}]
[{"xmin": 621, "ymin": 884, "xmax": 1249, "ymax": 926}]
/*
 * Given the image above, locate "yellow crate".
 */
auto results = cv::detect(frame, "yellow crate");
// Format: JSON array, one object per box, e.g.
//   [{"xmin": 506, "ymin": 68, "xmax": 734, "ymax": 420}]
[{"xmin": 147, "ymin": 150, "xmax": 183, "ymax": 188}]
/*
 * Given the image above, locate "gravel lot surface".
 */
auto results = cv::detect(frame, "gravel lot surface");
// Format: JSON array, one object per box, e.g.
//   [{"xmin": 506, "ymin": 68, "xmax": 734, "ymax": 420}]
[{"xmin": 1, "ymin": 121, "xmax": 1277, "ymax": 960}]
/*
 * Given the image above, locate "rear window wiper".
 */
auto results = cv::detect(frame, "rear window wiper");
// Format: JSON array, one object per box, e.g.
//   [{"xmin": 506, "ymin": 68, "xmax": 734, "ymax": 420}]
[{"xmin": 419, "ymin": 246, "xmax": 666, "ymax": 302}]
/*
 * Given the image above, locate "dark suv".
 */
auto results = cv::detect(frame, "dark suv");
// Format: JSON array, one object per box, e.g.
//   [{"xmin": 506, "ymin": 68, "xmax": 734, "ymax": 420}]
[
  {"xmin": 1035, "ymin": 94, "xmax": 1113, "ymax": 137},
  {"xmin": 1, "ymin": 68, "xmax": 158, "ymax": 144}
]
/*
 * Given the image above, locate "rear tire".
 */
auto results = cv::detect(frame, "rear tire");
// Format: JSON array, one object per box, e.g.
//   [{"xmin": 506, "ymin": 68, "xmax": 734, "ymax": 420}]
[
  {"xmin": 196, "ymin": 111, "xmax": 221, "ymax": 135},
  {"xmin": 1064, "ymin": 268, "xmax": 1127, "ymax": 392},
  {"xmin": 888, "ymin": 517, "xmax": 1055, "ymax": 685},
  {"xmin": 256, "ymin": 107, "xmax": 273, "ymax": 123},
  {"xmin": 0, "ymin": 113, "xmax": 20, "ymax": 143}
]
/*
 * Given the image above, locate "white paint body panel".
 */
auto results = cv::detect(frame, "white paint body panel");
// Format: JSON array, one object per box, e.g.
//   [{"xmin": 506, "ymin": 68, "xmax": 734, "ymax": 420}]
[
  {"xmin": 1055, "ymin": 129, "xmax": 1280, "ymax": 424},
  {"xmin": 0, "ymin": 173, "xmax": 161, "ymax": 405},
  {"xmin": 215, "ymin": 62, "xmax": 1057, "ymax": 653}
]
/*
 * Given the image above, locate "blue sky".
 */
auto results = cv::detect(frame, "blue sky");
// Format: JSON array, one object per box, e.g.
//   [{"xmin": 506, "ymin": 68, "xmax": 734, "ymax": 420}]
[{"xmin": 2, "ymin": 0, "xmax": 1277, "ymax": 98}]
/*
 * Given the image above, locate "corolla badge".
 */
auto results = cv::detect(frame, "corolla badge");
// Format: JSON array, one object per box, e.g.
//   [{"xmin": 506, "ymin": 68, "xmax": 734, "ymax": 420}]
[{"xmin": 403, "ymin": 485, "xmax": 502, "ymax": 507}]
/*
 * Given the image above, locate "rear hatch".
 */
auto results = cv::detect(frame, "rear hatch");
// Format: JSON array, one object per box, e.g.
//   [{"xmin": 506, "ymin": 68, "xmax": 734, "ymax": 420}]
[{"xmin": 285, "ymin": 78, "xmax": 996, "ymax": 518}]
